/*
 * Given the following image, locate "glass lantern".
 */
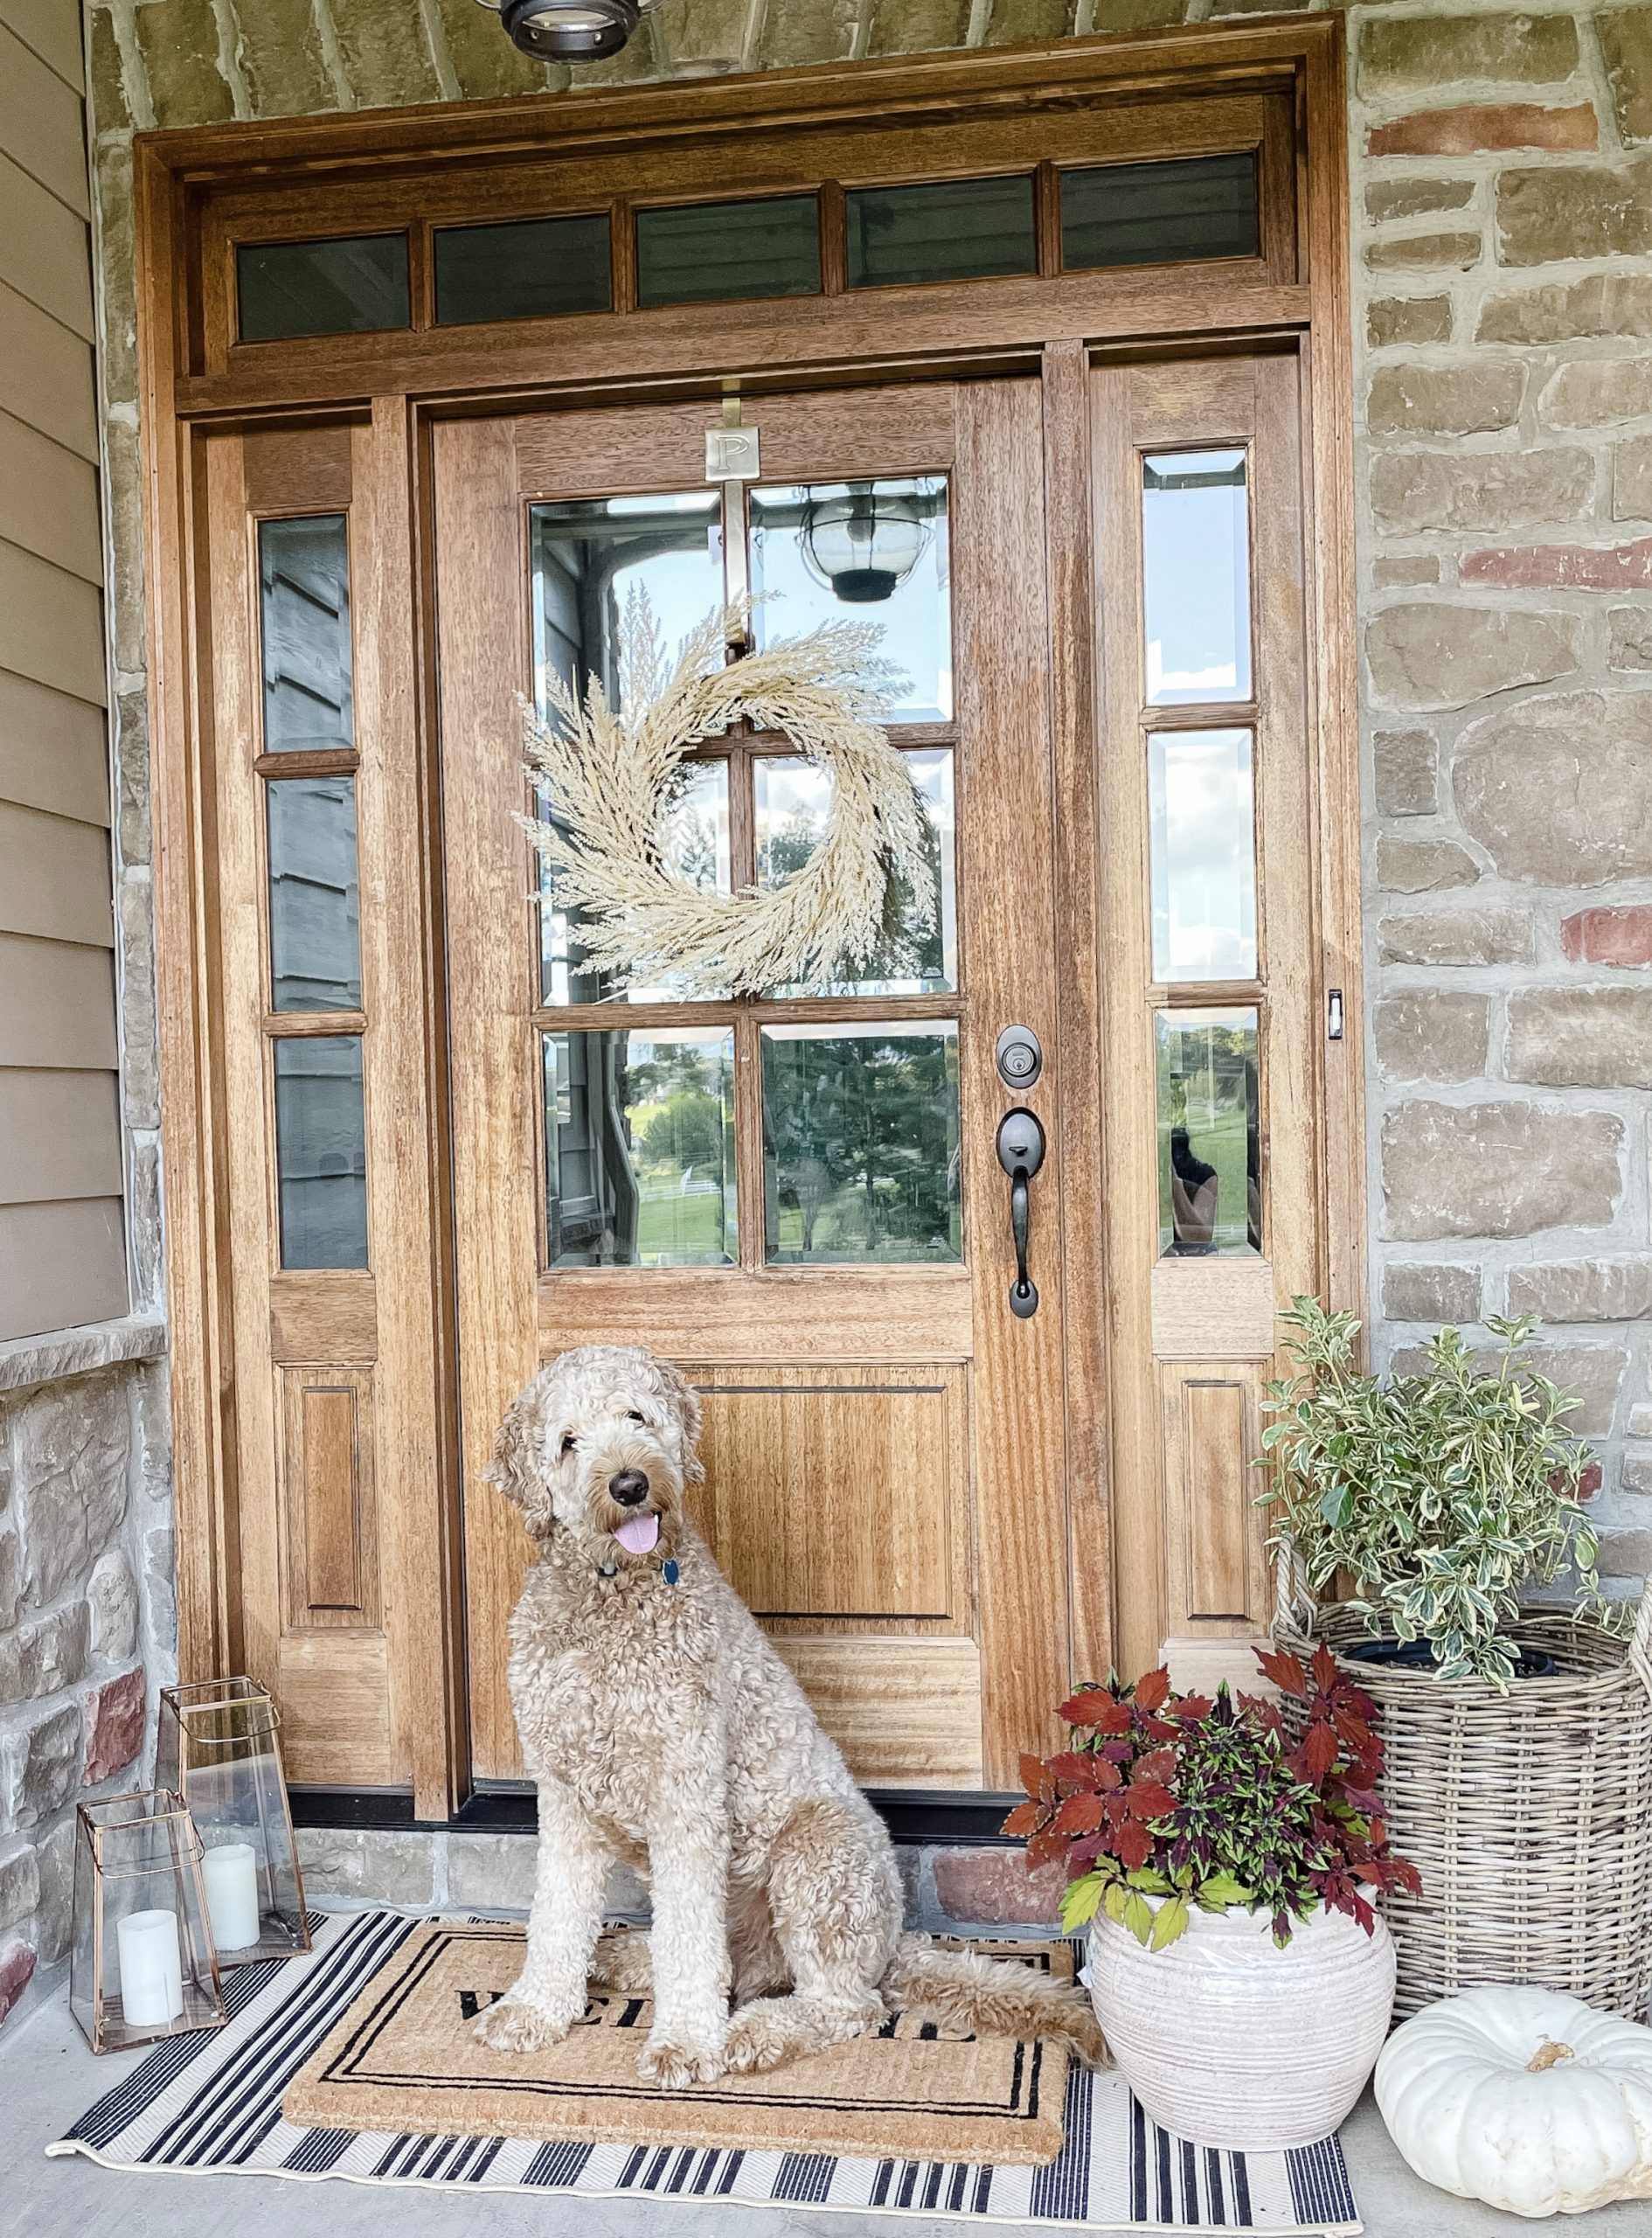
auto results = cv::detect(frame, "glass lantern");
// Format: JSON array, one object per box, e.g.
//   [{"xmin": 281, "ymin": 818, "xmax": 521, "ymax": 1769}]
[
  {"xmin": 798, "ymin": 483, "xmax": 933, "ymax": 605},
  {"xmin": 72, "ymin": 1790, "xmax": 226, "ymax": 2053},
  {"xmin": 156, "ymin": 1678, "xmax": 310, "ymax": 1965}
]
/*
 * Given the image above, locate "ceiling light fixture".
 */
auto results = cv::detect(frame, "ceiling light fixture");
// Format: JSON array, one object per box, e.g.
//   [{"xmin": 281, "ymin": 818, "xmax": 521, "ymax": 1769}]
[{"xmin": 476, "ymin": 0, "xmax": 664, "ymax": 64}]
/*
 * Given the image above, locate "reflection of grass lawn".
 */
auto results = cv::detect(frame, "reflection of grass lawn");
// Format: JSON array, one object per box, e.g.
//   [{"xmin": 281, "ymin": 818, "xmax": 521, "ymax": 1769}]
[
  {"xmin": 772, "ymin": 1182, "xmax": 960, "ymax": 1261},
  {"xmin": 636, "ymin": 1181, "xmax": 728, "ymax": 1262},
  {"xmin": 1159, "ymin": 1106, "xmax": 1253, "ymax": 1254}
]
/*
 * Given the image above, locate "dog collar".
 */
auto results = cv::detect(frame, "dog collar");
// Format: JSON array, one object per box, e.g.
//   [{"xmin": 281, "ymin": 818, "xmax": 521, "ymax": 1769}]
[{"xmin": 595, "ymin": 1555, "xmax": 680, "ymax": 1585}]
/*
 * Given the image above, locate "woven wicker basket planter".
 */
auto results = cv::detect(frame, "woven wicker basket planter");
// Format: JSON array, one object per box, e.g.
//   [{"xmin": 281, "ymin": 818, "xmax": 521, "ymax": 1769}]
[{"xmin": 1275, "ymin": 1572, "xmax": 1652, "ymax": 2021}]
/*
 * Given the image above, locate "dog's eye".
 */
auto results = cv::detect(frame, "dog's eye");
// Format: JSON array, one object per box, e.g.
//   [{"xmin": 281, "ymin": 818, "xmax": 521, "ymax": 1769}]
[
  {"xmin": 627, "ymin": 1410, "xmax": 646, "ymax": 1424},
  {"xmin": 559, "ymin": 1433, "xmax": 577, "ymax": 1456}
]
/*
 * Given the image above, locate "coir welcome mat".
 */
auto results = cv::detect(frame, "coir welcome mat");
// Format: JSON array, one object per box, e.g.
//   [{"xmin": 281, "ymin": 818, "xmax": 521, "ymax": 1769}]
[
  {"xmin": 284, "ymin": 1915, "xmax": 1070, "ymax": 2163},
  {"xmin": 48, "ymin": 1909, "xmax": 1362, "ymax": 2231}
]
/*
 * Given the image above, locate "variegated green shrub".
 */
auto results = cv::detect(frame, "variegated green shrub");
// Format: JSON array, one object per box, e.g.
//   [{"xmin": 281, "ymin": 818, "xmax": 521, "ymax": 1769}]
[{"xmin": 1260, "ymin": 1297, "xmax": 1607, "ymax": 1689}]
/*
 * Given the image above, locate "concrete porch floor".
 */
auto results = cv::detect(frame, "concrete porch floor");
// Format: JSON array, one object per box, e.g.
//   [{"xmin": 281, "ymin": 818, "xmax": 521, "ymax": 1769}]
[{"xmin": 4, "ymin": 1957, "xmax": 1646, "ymax": 2238}]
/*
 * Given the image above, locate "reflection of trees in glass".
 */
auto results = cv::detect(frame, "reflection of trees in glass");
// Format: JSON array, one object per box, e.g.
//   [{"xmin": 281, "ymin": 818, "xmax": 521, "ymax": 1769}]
[
  {"xmin": 764, "ymin": 1033, "xmax": 961, "ymax": 1262},
  {"xmin": 628, "ymin": 1042, "xmax": 727, "ymax": 1177},
  {"xmin": 760, "ymin": 788, "xmax": 945, "ymax": 990},
  {"xmin": 1157, "ymin": 1022, "xmax": 1260, "ymax": 1255},
  {"xmin": 622, "ymin": 1040, "xmax": 734, "ymax": 1264}
]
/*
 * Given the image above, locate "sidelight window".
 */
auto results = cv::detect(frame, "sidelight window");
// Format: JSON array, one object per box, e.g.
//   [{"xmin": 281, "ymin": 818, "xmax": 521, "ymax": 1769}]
[
  {"xmin": 257, "ymin": 512, "xmax": 370, "ymax": 1267},
  {"xmin": 1137, "ymin": 433, "xmax": 1267, "ymax": 1259}
]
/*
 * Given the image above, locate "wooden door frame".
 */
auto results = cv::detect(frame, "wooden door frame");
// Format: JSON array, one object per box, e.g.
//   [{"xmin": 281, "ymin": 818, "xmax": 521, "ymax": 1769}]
[{"xmin": 135, "ymin": 17, "xmax": 1363, "ymax": 1825}]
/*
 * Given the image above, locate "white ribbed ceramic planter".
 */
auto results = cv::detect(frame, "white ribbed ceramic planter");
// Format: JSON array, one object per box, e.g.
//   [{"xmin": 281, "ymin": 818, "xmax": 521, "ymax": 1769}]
[{"xmin": 1088, "ymin": 1901, "xmax": 1397, "ymax": 2151}]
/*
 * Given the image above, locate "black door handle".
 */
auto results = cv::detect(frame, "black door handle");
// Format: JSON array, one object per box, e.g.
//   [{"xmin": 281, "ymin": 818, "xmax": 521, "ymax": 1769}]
[{"xmin": 996, "ymin": 1107, "xmax": 1046, "ymax": 1320}]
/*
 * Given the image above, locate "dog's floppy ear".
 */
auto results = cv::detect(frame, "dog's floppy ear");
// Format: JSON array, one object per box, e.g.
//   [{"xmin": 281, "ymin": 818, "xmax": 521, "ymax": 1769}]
[
  {"xmin": 484, "ymin": 1377, "xmax": 555, "ymax": 1533},
  {"xmin": 653, "ymin": 1358, "xmax": 705, "ymax": 1485}
]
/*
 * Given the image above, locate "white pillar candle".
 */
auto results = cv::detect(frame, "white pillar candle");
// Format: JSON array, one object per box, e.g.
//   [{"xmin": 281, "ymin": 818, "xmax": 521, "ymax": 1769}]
[
  {"xmin": 116, "ymin": 1907, "xmax": 184, "ymax": 2028},
  {"xmin": 202, "ymin": 1842, "xmax": 261, "ymax": 1951}
]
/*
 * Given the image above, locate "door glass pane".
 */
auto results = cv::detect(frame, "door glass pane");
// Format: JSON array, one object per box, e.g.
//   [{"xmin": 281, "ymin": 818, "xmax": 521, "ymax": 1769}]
[
  {"xmin": 750, "ymin": 478, "xmax": 951, "ymax": 723},
  {"xmin": 1061, "ymin": 153, "xmax": 1259, "ymax": 271},
  {"xmin": 237, "ymin": 235, "xmax": 410, "ymax": 343},
  {"xmin": 544, "ymin": 1030, "xmax": 737, "ymax": 1268},
  {"xmin": 531, "ymin": 493, "xmax": 723, "ymax": 712},
  {"xmin": 754, "ymin": 748, "xmax": 955, "ymax": 995},
  {"xmin": 847, "ymin": 176, "xmax": 1036, "ymax": 288},
  {"xmin": 538, "ymin": 760, "xmax": 730, "ymax": 1005},
  {"xmin": 531, "ymin": 493, "xmax": 729, "ymax": 1003},
  {"xmin": 636, "ymin": 194, "xmax": 821, "ymax": 308},
  {"xmin": 1142, "ymin": 450, "xmax": 1251, "ymax": 706},
  {"xmin": 274, "ymin": 1035, "xmax": 368, "ymax": 1269},
  {"xmin": 1149, "ymin": 730, "xmax": 1256, "ymax": 983},
  {"xmin": 267, "ymin": 775, "xmax": 362, "ymax": 1011},
  {"xmin": 762, "ymin": 1023, "xmax": 961, "ymax": 1265},
  {"xmin": 434, "ymin": 213, "xmax": 611, "ymax": 325},
  {"xmin": 259, "ymin": 515, "xmax": 354, "ymax": 754},
  {"xmin": 1156, "ymin": 1008, "xmax": 1260, "ymax": 1258}
]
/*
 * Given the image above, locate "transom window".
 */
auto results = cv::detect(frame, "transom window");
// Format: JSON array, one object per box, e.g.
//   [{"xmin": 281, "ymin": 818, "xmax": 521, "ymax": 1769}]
[{"xmin": 233, "ymin": 152, "xmax": 1262, "ymax": 343}]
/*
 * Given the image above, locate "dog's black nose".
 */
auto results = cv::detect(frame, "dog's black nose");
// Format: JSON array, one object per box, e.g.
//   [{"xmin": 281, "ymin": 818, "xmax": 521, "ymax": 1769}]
[{"xmin": 608, "ymin": 1469, "xmax": 649, "ymax": 1506}]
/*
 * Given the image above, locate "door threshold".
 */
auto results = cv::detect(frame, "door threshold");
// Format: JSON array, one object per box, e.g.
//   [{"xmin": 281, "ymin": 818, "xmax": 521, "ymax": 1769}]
[{"xmin": 288, "ymin": 1784, "xmax": 1022, "ymax": 1845}]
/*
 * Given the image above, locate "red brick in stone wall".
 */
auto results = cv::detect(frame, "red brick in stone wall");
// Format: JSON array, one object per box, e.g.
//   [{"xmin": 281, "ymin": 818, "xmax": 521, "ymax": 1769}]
[
  {"xmin": 932, "ymin": 1847, "xmax": 1067, "ymax": 1926},
  {"xmin": 1563, "ymin": 906, "xmax": 1652, "ymax": 966},
  {"xmin": 0, "ymin": 1939, "xmax": 37, "ymax": 2028},
  {"xmin": 83, "ymin": 1667, "xmax": 146, "ymax": 1784}
]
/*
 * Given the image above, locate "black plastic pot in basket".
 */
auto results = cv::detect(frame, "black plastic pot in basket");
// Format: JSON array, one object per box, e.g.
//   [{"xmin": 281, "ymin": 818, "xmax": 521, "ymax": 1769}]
[
  {"xmin": 1343, "ymin": 1637, "xmax": 1560, "ymax": 1682},
  {"xmin": 1274, "ymin": 1553, "xmax": 1652, "ymax": 2021}
]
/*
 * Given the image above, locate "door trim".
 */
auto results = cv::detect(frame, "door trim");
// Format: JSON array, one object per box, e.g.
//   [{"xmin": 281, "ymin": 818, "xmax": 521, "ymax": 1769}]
[{"xmin": 135, "ymin": 20, "xmax": 1361, "ymax": 1818}]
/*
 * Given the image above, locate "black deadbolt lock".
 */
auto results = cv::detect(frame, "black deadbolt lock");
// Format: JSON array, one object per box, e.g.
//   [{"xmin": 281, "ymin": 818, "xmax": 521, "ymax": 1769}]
[{"xmin": 996, "ymin": 1024, "xmax": 1043, "ymax": 1089}]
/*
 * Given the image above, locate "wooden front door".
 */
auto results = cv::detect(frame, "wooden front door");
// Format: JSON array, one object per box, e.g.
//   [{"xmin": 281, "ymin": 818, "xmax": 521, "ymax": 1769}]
[
  {"xmin": 434, "ymin": 384, "xmax": 1071, "ymax": 1791},
  {"xmin": 159, "ymin": 28, "xmax": 1360, "ymax": 1812}
]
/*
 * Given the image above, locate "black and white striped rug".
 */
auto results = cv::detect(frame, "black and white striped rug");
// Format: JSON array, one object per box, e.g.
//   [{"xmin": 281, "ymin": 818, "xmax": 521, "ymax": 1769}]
[{"xmin": 48, "ymin": 1911, "xmax": 1360, "ymax": 2232}]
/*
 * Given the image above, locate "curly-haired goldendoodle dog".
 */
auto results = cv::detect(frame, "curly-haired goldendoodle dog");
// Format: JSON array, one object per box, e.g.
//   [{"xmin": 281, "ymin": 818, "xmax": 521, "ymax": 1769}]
[{"xmin": 475, "ymin": 1343, "xmax": 1104, "ymax": 2089}]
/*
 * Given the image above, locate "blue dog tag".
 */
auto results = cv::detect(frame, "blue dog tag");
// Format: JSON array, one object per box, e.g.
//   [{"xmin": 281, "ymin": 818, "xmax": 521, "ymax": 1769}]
[{"xmin": 663, "ymin": 1559, "xmax": 680, "ymax": 1587}]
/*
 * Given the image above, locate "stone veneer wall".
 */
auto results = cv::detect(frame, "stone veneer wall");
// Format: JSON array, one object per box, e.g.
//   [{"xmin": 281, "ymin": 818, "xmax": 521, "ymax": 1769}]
[
  {"xmin": 73, "ymin": 0, "xmax": 1652, "ymax": 1929},
  {"xmin": 1346, "ymin": 1, "xmax": 1652, "ymax": 1613},
  {"xmin": 0, "ymin": 1338, "xmax": 175, "ymax": 2026}
]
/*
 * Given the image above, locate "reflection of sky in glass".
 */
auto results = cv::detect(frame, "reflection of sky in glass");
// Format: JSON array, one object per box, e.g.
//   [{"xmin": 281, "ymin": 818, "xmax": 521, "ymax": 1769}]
[
  {"xmin": 1149, "ymin": 729, "xmax": 1256, "ymax": 981},
  {"xmin": 750, "ymin": 478, "xmax": 952, "ymax": 723},
  {"xmin": 1142, "ymin": 449, "xmax": 1251, "ymax": 706},
  {"xmin": 754, "ymin": 748, "xmax": 955, "ymax": 994},
  {"xmin": 531, "ymin": 491, "xmax": 723, "ymax": 719}
]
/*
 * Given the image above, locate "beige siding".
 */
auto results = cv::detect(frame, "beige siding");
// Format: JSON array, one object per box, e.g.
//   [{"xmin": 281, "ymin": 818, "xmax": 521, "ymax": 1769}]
[
  {"xmin": 0, "ymin": 281, "xmax": 97, "ymax": 458},
  {"xmin": 0, "ymin": 0, "xmax": 125, "ymax": 1341},
  {"xmin": 0, "ymin": 0, "xmax": 83, "ymax": 88},
  {"xmin": 0, "ymin": 935, "xmax": 116, "ymax": 1069},
  {"xmin": 0, "ymin": 1199, "xmax": 127, "ymax": 1336}
]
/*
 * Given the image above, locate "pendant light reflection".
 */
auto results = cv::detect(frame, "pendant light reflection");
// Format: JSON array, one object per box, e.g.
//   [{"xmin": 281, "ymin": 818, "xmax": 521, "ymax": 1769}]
[{"xmin": 799, "ymin": 483, "xmax": 933, "ymax": 605}]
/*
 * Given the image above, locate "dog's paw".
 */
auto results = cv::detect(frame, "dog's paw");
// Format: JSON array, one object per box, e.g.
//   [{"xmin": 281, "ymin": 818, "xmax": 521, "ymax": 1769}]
[
  {"xmin": 472, "ymin": 1996, "xmax": 572, "ymax": 2055},
  {"xmin": 589, "ymin": 1929, "xmax": 653, "ymax": 1993},
  {"xmin": 638, "ymin": 2029, "xmax": 726, "ymax": 2089},
  {"xmin": 722, "ymin": 2005, "xmax": 792, "ymax": 2075}
]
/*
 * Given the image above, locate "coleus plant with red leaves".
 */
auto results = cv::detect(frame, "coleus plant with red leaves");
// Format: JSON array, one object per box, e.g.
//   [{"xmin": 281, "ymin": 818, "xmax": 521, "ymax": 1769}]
[{"xmin": 1003, "ymin": 1644, "xmax": 1421, "ymax": 1950}]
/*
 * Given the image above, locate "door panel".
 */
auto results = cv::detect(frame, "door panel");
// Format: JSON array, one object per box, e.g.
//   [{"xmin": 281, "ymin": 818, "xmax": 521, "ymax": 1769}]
[
  {"xmin": 435, "ymin": 383, "xmax": 1070, "ymax": 1788},
  {"xmin": 689, "ymin": 1364, "xmax": 968, "ymax": 1623}
]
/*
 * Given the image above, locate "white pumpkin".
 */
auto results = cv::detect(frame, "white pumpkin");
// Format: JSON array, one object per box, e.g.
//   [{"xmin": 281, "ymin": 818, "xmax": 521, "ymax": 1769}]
[{"xmin": 1376, "ymin": 1986, "xmax": 1652, "ymax": 2218}]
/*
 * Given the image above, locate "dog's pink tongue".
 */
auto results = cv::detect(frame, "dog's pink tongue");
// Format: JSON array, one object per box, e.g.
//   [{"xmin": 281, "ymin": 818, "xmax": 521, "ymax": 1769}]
[{"xmin": 614, "ymin": 1513, "xmax": 660, "ymax": 1556}]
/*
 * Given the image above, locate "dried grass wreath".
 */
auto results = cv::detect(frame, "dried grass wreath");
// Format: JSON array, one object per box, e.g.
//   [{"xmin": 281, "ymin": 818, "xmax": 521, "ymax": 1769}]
[{"xmin": 520, "ymin": 594, "xmax": 936, "ymax": 999}]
